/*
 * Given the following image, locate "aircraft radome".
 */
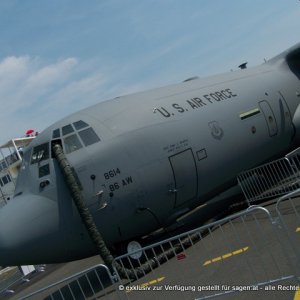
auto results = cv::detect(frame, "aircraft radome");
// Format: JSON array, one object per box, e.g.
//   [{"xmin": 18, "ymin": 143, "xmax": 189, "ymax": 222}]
[{"xmin": 0, "ymin": 43, "xmax": 300, "ymax": 266}]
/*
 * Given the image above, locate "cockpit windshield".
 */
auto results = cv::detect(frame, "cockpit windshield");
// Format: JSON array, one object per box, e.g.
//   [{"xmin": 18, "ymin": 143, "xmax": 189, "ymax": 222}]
[
  {"xmin": 63, "ymin": 134, "xmax": 83, "ymax": 154},
  {"xmin": 52, "ymin": 120, "xmax": 100, "ymax": 155}
]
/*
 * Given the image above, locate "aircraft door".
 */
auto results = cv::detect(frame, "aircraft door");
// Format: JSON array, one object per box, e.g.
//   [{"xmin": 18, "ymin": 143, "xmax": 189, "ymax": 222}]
[
  {"xmin": 259, "ymin": 100, "xmax": 278, "ymax": 137},
  {"xmin": 278, "ymin": 94, "xmax": 293, "ymax": 134},
  {"xmin": 169, "ymin": 149, "xmax": 198, "ymax": 207}
]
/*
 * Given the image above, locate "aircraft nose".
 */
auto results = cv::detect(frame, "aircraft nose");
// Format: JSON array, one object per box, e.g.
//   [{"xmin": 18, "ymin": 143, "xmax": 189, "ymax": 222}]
[{"xmin": 0, "ymin": 194, "xmax": 67, "ymax": 266}]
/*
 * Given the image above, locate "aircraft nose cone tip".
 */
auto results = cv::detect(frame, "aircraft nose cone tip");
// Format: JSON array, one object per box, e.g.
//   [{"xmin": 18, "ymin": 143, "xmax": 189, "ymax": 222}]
[{"xmin": 0, "ymin": 194, "xmax": 59, "ymax": 266}]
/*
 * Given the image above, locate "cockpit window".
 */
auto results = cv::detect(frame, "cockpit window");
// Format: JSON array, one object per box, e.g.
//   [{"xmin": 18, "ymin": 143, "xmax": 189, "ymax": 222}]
[
  {"xmin": 52, "ymin": 128, "xmax": 60, "ymax": 139},
  {"xmin": 63, "ymin": 134, "xmax": 83, "ymax": 154},
  {"xmin": 78, "ymin": 128, "xmax": 100, "ymax": 146},
  {"xmin": 31, "ymin": 143, "xmax": 49, "ymax": 164},
  {"xmin": 73, "ymin": 120, "xmax": 89, "ymax": 130},
  {"xmin": 57, "ymin": 121, "xmax": 100, "ymax": 155},
  {"xmin": 62, "ymin": 124, "xmax": 74, "ymax": 136}
]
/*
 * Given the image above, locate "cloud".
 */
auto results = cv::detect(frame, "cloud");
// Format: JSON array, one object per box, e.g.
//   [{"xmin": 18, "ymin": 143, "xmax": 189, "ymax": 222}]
[
  {"xmin": 1, "ymin": 1, "xmax": 298, "ymax": 146},
  {"xmin": 0, "ymin": 53, "xmax": 159, "ymax": 145},
  {"xmin": 0, "ymin": 56, "xmax": 30, "ymax": 79},
  {"xmin": 46, "ymin": 72, "xmax": 106, "ymax": 111},
  {"xmin": 0, "ymin": 56, "xmax": 31, "ymax": 97},
  {"xmin": 0, "ymin": 56, "xmax": 78, "ymax": 113},
  {"xmin": 0, "ymin": 56, "xmax": 106, "ymax": 145},
  {"xmin": 24, "ymin": 58, "xmax": 78, "ymax": 93}
]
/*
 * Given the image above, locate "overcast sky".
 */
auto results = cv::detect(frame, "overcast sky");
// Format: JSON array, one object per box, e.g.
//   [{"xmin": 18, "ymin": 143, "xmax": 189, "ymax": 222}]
[{"xmin": 0, "ymin": 0, "xmax": 299, "ymax": 145}]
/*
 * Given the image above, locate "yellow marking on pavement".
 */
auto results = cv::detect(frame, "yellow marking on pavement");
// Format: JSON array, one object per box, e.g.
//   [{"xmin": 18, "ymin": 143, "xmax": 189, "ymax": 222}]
[
  {"xmin": 212, "ymin": 257, "xmax": 222, "ymax": 263},
  {"xmin": 142, "ymin": 277, "xmax": 164, "ymax": 287},
  {"xmin": 296, "ymin": 227, "xmax": 300, "ymax": 232},
  {"xmin": 203, "ymin": 247, "xmax": 249, "ymax": 267},
  {"xmin": 294, "ymin": 288, "xmax": 300, "ymax": 300},
  {"xmin": 126, "ymin": 277, "xmax": 165, "ymax": 293},
  {"xmin": 222, "ymin": 253, "xmax": 232, "ymax": 259},
  {"xmin": 233, "ymin": 248, "xmax": 244, "ymax": 255}
]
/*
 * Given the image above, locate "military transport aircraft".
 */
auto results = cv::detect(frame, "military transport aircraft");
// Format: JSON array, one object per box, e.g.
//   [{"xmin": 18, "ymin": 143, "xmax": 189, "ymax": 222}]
[{"xmin": 0, "ymin": 43, "xmax": 300, "ymax": 267}]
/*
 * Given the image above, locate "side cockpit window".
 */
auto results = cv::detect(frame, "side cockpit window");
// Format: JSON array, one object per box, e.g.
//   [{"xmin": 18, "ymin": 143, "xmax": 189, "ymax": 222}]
[
  {"xmin": 30, "ymin": 144, "xmax": 51, "ymax": 177},
  {"xmin": 31, "ymin": 143, "xmax": 49, "ymax": 164}
]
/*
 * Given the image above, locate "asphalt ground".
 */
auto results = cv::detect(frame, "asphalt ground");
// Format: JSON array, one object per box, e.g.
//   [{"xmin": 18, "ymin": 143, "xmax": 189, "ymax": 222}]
[{"xmin": 1, "ymin": 197, "xmax": 299, "ymax": 300}]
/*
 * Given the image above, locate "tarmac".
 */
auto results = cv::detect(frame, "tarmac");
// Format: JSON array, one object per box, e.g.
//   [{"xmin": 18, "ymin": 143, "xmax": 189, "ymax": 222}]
[{"xmin": 1, "ymin": 197, "xmax": 299, "ymax": 300}]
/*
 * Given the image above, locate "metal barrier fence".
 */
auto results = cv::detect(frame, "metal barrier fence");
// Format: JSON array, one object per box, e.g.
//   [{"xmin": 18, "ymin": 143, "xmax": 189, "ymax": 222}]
[
  {"xmin": 112, "ymin": 205, "xmax": 300, "ymax": 300},
  {"xmin": 237, "ymin": 148, "xmax": 300, "ymax": 203},
  {"xmin": 11, "ymin": 196, "xmax": 300, "ymax": 299},
  {"xmin": 19, "ymin": 264, "xmax": 118, "ymax": 300},
  {"xmin": 0, "ymin": 267, "xmax": 23, "ymax": 295},
  {"xmin": 0, "ymin": 265, "xmax": 46, "ymax": 297},
  {"xmin": 276, "ymin": 189, "xmax": 300, "ymax": 272}
]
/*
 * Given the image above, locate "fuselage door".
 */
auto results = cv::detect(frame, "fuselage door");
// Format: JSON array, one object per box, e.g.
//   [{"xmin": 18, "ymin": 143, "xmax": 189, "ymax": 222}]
[
  {"xmin": 278, "ymin": 94, "xmax": 293, "ymax": 135},
  {"xmin": 259, "ymin": 100, "xmax": 278, "ymax": 137},
  {"xmin": 169, "ymin": 149, "xmax": 198, "ymax": 208}
]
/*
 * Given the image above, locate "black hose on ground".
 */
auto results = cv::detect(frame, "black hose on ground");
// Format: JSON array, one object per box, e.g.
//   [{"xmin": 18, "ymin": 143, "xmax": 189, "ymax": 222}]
[{"xmin": 52, "ymin": 144, "xmax": 201, "ymax": 280}]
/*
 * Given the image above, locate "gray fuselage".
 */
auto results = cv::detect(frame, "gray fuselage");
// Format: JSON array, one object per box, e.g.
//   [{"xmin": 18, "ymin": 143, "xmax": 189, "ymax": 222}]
[{"xmin": 0, "ymin": 43, "xmax": 300, "ymax": 265}]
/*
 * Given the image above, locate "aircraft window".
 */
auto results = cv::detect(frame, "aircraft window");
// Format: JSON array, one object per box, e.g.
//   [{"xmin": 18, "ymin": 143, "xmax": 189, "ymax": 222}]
[
  {"xmin": 52, "ymin": 129, "xmax": 60, "ymax": 139},
  {"xmin": 31, "ymin": 143, "xmax": 49, "ymax": 164},
  {"xmin": 39, "ymin": 164, "xmax": 50, "ymax": 178},
  {"xmin": 73, "ymin": 120, "xmax": 89, "ymax": 130},
  {"xmin": 78, "ymin": 128, "xmax": 100, "ymax": 146},
  {"xmin": 0, "ymin": 161, "xmax": 7, "ymax": 172},
  {"xmin": 1, "ymin": 175, "xmax": 11, "ymax": 185},
  {"xmin": 62, "ymin": 124, "xmax": 74, "ymax": 136},
  {"xmin": 63, "ymin": 134, "xmax": 83, "ymax": 154},
  {"xmin": 2, "ymin": 176, "xmax": 8, "ymax": 185}
]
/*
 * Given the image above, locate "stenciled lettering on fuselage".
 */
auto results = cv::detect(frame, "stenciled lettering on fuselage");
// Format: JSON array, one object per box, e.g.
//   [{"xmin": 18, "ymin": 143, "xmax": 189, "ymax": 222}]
[
  {"xmin": 154, "ymin": 88, "xmax": 237, "ymax": 118},
  {"xmin": 102, "ymin": 168, "xmax": 134, "ymax": 193}
]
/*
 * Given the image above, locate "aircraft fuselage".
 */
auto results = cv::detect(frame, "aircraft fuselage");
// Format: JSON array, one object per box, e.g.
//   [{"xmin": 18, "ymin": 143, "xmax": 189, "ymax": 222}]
[{"xmin": 1, "ymin": 43, "xmax": 300, "ymax": 265}]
